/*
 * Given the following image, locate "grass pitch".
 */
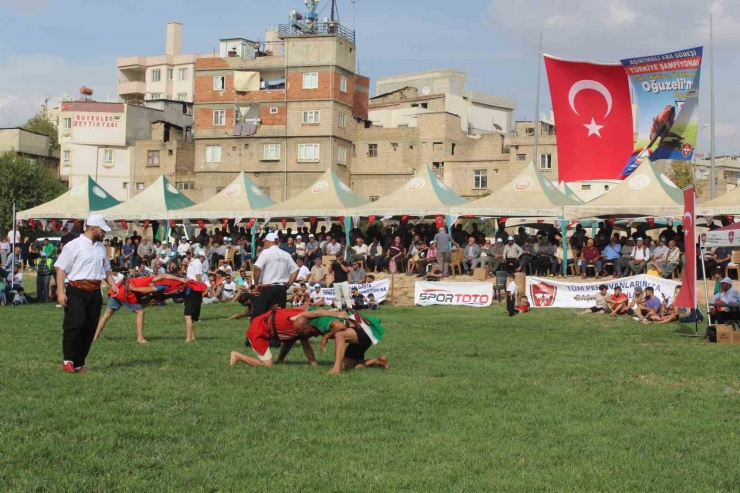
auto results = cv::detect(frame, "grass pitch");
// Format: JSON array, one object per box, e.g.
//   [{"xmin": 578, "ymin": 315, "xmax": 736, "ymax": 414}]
[{"xmin": 2, "ymin": 302, "xmax": 740, "ymax": 492}]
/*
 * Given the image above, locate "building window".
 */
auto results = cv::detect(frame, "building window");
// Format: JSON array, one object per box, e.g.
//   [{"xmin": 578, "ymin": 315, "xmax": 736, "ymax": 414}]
[
  {"xmin": 167, "ymin": 68, "xmax": 174, "ymax": 81},
  {"xmin": 103, "ymin": 149, "xmax": 114, "ymax": 164},
  {"xmin": 581, "ymin": 184, "xmax": 591, "ymax": 191},
  {"xmin": 526, "ymin": 127, "xmax": 535, "ymax": 136},
  {"xmin": 539, "ymin": 153, "xmax": 552, "ymax": 170},
  {"xmin": 399, "ymin": 124, "xmax": 409, "ymax": 128},
  {"xmin": 340, "ymin": 75, "xmax": 347, "ymax": 93},
  {"xmin": 213, "ymin": 76, "xmax": 225, "ymax": 90},
  {"xmin": 213, "ymin": 110, "xmax": 226, "ymax": 126},
  {"xmin": 62, "ymin": 118, "xmax": 72, "ymax": 130},
  {"xmin": 302, "ymin": 72, "xmax": 318, "ymax": 89},
  {"xmin": 352, "ymin": 144, "xmax": 356, "ymax": 157},
  {"xmin": 168, "ymin": 149, "xmax": 173, "ymax": 156},
  {"xmin": 474, "ymin": 170, "xmax": 487, "ymax": 189},
  {"xmin": 517, "ymin": 154, "xmax": 526, "ymax": 161},
  {"xmin": 370, "ymin": 196, "xmax": 379, "ymax": 202},
  {"xmin": 433, "ymin": 142, "xmax": 444, "ymax": 151},
  {"xmin": 136, "ymin": 182, "xmax": 145, "ymax": 191},
  {"xmin": 298, "ymin": 144, "xmax": 320, "ymax": 162},
  {"xmin": 177, "ymin": 182, "xmax": 195, "ymax": 191},
  {"xmin": 368, "ymin": 144, "xmax": 378, "ymax": 158},
  {"xmin": 151, "ymin": 69, "xmax": 161, "ymax": 82},
  {"xmin": 149, "ymin": 93, "xmax": 163, "ymax": 100},
  {"xmin": 147, "ymin": 150, "xmax": 160, "ymax": 167},
  {"xmin": 421, "ymin": 103, "xmax": 428, "ymax": 109},
  {"xmin": 62, "ymin": 150, "xmax": 71, "ymax": 163},
  {"xmin": 338, "ymin": 146, "xmax": 347, "ymax": 165},
  {"xmin": 262, "ymin": 144, "xmax": 281, "ymax": 161},
  {"xmin": 338, "ymin": 112, "xmax": 347, "ymax": 128},
  {"xmin": 122, "ymin": 182, "xmax": 129, "ymax": 190},
  {"xmin": 177, "ymin": 93, "xmax": 188, "ymax": 101},
  {"xmin": 302, "ymin": 110, "xmax": 320, "ymax": 124},
  {"xmin": 493, "ymin": 169, "xmax": 499, "ymax": 174},
  {"xmin": 270, "ymin": 107, "xmax": 278, "ymax": 114},
  {"xmin": 432, "ymin": 162, "xmax": 444, "ymax": 179},
  {"xmin": 178, "ymin": 68, "xmax": 189, "ymax": 81},
  {"xmin": 205, "ymin": 145, "xmax": 222, "ymax": 163},
  {"xmin": 452, "ymin": 143, "xmax": 456, "ymax": 156},
  {"xmin": 391, "ymin": 143, "xmax": 398, "ymax": 150}
]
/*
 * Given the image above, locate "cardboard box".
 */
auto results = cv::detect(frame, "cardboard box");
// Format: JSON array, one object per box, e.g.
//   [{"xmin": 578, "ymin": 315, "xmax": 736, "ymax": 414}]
[
  {"xmin": 473, "ymin": 268, "xmax": 488, "ymax": 281},
  {"xmin": 731, "ymin": 330, "xmax": 740, "ymax": 345},
  {"xmin": 515, "ymin": 272, "xmax": 526, "ymax": 295},
  {"xmin": 716, "ymin": 324, "xmax": 733, "ymax": 345},
  {"xmin": 322, "ymin": 255, "xmax": 336, "ymax": 269}
]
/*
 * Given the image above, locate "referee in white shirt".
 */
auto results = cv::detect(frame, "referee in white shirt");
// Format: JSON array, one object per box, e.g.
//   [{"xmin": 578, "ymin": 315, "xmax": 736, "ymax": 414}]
[
  {"xmin": 183, "ymin": 252, "xmax": 205, "ymax": 343},
  {"xmin": 252, "ymin": 232, "xmax": 299, "ymax": 319},
  {"xmin": 54, "ymin": 215, "xmax": 118, "ymax": 373}
]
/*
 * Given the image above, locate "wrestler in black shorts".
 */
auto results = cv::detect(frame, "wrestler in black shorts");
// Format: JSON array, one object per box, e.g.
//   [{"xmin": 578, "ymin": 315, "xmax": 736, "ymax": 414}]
[{"xmin": 345, "ymin": 327, "xmax": 373, "ymax": 361}]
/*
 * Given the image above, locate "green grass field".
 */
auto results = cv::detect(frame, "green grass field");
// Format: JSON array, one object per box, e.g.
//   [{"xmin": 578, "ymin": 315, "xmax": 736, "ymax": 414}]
[{"xmin": 3, "ymin": 302, "xmax": 740, "ymax": 492}]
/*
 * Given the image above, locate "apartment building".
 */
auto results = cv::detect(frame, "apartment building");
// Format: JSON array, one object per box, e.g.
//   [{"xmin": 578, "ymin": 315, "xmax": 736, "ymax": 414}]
[
  {"xmin": 0, "ymin": 128, "xmax": 61, "ymax": 178},
  {"xmin": 117, "ymin": 22, "xmax": 207, "ymax": 104},
  {"xmin": 59, "ymin": 100, "xmax": 194, "ymax": 201},
  {"xmin": 133, "ymin": 121, "xmax": 196, "ymax": 196},
  {"xmin": 192, "ymin": 24, "xmax": 369, "ymax": 202},
  {"xmin": 692, "ymin": 155, "xmax": 740, "ymax": 199},
  {"xmin": 369, "ymin": 69, "xmax": 516, "ymax": 135}
]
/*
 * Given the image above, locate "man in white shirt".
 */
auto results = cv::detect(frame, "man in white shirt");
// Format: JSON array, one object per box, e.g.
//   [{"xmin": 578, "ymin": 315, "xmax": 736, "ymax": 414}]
[
  {"xmin": 177, "ymin": 238, "xmax": 191, "ymax": 265},
  {"xmin": 351, "ymin": 237, "xmax": 369, "ymax": 263},
  {"xmin": 54, "ymin": 214, "xmax": 118, "ymax": 373},
  {"xmin": 295, "ymin": 258, "xmax": 311, "ymax": 283},
  {"xmin": 309, "ymin": 285, "xmax": 325, "ymax": 306},
  {"xmin": 184, "ymin": 252, "xmax": 205, "ymax": 343},
  {"xmin": 629, "ymin": 238, "xmax": 649, "ymax": 275},
  {"xmin": 325, "ymin": 237, "xmax": 342, "ymax": 256},
  {"xmin": 252, "ymin": 232, "xmax": 299, "ymax": 319},
  {"xmin": 220, "ymin": 274, "xmax": 237, "ymax": 302},
  {"xmin": 295, "ymin": 235, "xmax": 307, "ymax": 262}
]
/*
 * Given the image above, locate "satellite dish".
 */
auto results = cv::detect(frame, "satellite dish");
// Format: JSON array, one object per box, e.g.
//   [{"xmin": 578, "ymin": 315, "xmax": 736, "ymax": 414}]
[{"xmin": 421, "ymin": 86, "xmax": 430, "ymax": 96}]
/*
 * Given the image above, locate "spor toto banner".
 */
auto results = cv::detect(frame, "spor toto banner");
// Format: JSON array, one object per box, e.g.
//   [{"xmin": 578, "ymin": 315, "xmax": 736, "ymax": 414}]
[
  {"xmin": 321, "ymin": 279, "xmax": 390, "ymax": 306},
  {"xmin": 526, "ymin": 275, "xmax": 681, "ymax": 309},
  {"xmin": 620, "ymin": 47, "xmax": 703, "ymax": 176},
  {"xmin": 415, "ymin": 282, "xmax": 493, "ymax": 307}
]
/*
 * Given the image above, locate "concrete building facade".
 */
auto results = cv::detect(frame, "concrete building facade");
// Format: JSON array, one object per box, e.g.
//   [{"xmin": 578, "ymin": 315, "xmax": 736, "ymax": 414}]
[
  {"xmin": 117, "ymin": 22, "xmax": 208, "ymax": 104},
  {"xmin": 0, "ymin": 128, "xmax": 61, "ymax": 178},
  {"xmin": 59, "ymin": 100, "xmax": 194, "ymax": 201},
  {"xmin": 192, "ymin": 27, "xmax": 369, "ymax": 202},
  {"xmin": 133, "ymin": 122, "xmax": 196, "ymax": 196}
]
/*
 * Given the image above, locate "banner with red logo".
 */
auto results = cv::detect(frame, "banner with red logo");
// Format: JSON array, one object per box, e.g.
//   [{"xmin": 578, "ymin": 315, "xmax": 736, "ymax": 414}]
[
  {"xmin": 619, "ymin": 47, "xmax": 703, "ymax": 176},
  {"xmin": 702, "ymin": 223, "xmax": 740, "ymax": 247},
  {"xmin": 675, "ymin": 186, "xmax": 696, "ymax": 309},
  {"xmin": 321, "ymin": 279, "xmax": 390, "ymax": 306},
  {"xmin": 526, "ymin": 275, "xmax": 680, "ymax": 309},
  {"xmin": 544, "ymin": 55, "xmax": 634, "ymax": 182},
  {"xmin": 414, "ymin": 282, "xmax": 493, "ymax": 307}
]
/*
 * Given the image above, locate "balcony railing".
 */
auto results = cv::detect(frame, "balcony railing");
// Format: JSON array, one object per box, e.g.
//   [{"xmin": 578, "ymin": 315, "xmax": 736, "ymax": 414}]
[{"xmin": 278, "ymin": 23, "xmax": 355, "ymax": 43}]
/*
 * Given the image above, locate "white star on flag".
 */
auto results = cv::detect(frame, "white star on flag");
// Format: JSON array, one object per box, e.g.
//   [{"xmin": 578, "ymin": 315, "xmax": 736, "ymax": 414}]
[{"xmin": 583, "ymin": 118, "xmax": 604, "ymax": 137}]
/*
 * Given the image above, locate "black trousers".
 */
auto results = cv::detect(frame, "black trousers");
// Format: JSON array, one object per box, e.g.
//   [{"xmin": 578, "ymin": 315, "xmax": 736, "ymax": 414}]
[
  {"xmin": 251, "ymin": 285, "xmax": 287, "ymax": 319},
  {"xmin": 63, "ymin": 286, "xmax": 102, "ymax": 368},
  {"xmin": 36, "ymin": 275, "xmax": 50, "ymax": 303},
  {"xmin": 506, "ymin": 294, "xmax": 516, "ymax": 315}
]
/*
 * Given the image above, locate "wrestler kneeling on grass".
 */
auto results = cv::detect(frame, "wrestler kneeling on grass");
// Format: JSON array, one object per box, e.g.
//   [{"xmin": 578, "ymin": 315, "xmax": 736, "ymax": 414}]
[
  {"xmin": 296, "ymin": 308, "xmax": 388, "ymax": 375},
  {"xmin": 94, "ymin": 274, "xmax": 194, "ymax": 343}
]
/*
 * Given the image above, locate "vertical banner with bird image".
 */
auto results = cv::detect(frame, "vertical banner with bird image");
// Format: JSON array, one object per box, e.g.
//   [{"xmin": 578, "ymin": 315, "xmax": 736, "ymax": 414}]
[{"xmin": 619, "ymin": 47, "xmax": 703, "ymax": 177}]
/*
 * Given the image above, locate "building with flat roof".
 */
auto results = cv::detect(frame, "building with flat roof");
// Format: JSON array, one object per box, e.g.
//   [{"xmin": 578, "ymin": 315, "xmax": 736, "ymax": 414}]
[
  {"xmin": 117, "ymin": 22, "xmax": 211, "ymax": 104},
  {"xmin": 0, "ymin": 127, "xmax": 61, "ymax": 179}
]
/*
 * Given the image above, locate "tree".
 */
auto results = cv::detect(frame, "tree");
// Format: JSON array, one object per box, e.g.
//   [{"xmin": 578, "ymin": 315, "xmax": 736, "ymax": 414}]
[
  {"xmin": 0, "ymin": 152, "xmax": 67, "ymax": 239},
  {"xmin": 23, "ymin": 111, "xmax": 59, "ymax": 150},
  {"xmin": 668, "ymin": 160, "xmax": 694, "ymax": 189}
]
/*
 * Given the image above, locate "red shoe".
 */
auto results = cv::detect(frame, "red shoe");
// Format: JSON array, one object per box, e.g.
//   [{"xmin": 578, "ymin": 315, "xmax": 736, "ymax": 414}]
[
  {"xmin": 75, "ymin": 367, "xmax": 86, "ymax": 373},
  {"xmin": 62, "ymin": 362, "xmax": 75, "ymax": 373}
]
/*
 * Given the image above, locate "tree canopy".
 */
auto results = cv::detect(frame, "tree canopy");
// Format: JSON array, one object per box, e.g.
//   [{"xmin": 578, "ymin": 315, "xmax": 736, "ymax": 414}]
[
  {"xmin": 667, "ymin": 160, "xmax": 694, "ymax": 189},
  {"xmin": 0, "ymin": 152, "xmax": 67, "ymax": 238},
  {"xmin": 23, "ymin": 111, "xmax": 59, "ymax": 150}
]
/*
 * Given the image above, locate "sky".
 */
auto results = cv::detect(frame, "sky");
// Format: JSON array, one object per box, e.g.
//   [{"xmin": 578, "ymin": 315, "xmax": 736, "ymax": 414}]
[{"xmin": 1, "ymin": 0, "xmax": 738, "ymax": 155}]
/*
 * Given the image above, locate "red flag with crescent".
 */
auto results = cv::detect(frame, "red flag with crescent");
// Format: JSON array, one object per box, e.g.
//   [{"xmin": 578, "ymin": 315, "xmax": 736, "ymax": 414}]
[
  {"xmin": 726, "ymin": 215, "xmax": 735, "ymax": 224},
  {"xmin": 606, "ymin": 219, "xmax": 616, "ymax": 227},
  {"xmin": 169, "ymin": 220, "xmax": 176, "ymax": 228},
  {"xmin": 247, "ymin": 218, "xmax": 256, "ymax": 229},
  {"xmin": 309, "ymin": 216, "xmax": 317, "ymax": 227},
  {"xmin": 498, "ymin": 217, "xmax": 508, "ymax": 226},
  {"xmin": 368, "ymin": 215, "xmax": 377, "ymax": 224},
  {"xmin": 29, "ymin": 220, "xmax": 36, "ymax": 229},
  {"xmin": 50, "ymin": 220, "xmax": 57, "ymax": 230},
  {"xmin": 222, "ymin": 218, "xmax": 229, "ymax": 230},
  {"xmin": 197, "ymin": 220, "xmax": 205, "ymax": 229},
  {"xmin": 675, "ymin": 187, "xmax": 696, "ymax": 309},
  {"xmin": 143, "ymin": 220, "xmax": 150, "ymax": 230},
  {"xmin": 400, "ymin": 215, "xmax": 409, "ymax": 225},
  {"xmin": 646, "ymin": 218, "xmax": 655, "ymax": 228},
  {"xmin": 119, "ymin": 220, "xmax": 128, "ymax": 230},
  {"xmin": 544, "ymin": 55, "xmax": 633, "ymax": 181}
]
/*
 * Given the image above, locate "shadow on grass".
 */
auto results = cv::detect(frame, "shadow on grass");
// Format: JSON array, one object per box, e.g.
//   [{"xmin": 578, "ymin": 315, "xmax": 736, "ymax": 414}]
[{"xmin": 101, "ymin": 358, "xmax": 167, "ymax": 369}]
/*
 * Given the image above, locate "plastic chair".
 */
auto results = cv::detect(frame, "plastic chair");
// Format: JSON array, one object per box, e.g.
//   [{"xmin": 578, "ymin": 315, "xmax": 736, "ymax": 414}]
[
  {"xmin": 450, "ymin": 250, "xmax": 463, "ymax": 276},
  {"xmin": 493, "ymin": 271, "xmax": 508, "ymax": 302}
]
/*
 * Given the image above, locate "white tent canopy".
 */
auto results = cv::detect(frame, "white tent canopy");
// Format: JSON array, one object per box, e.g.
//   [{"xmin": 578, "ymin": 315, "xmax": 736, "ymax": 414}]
[
  {"xmin": 169, "ymin": 172, "xmax": 275, "ymax": 219},
  {"xmin": 697, "ymin": 186, "xmax": 740, "ymax": 216},
  {"xmin": 97, "ymin": 175, "xmax": 195, "ymax": 220},
  {"xmin": 18, "ymin": 176, "xmax": 121, "ymax": 220}
]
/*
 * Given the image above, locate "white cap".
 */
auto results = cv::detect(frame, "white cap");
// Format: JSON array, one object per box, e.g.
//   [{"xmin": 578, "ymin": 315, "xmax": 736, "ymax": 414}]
[
  {"xmin": 496, "ymin": 238, "xmax": 503, "ymax": 243},
  {"xmin": 265, "ymin": 232, "xmax": 279, "ymax": 242},
  {"xmin": 721, "ymin": 277, "xmax": 733, "ymax": 284},
  {"xmin": 309, "ymin": 233, "xmax": 315, "ymax": 238},
  {"xmin": 508, "ymin": 236, "xmax": 514, "ymax": 241},
  {"xmin": 296, "ymin": 235, "xmax": 302, "ymax": 238},
  {"xmin": 85, "ymin": 214, "xmax": 111, "ymax": 232},
  {"xmin": 197, "ymin": 251, "xmax": 207, "ymax": 258}
]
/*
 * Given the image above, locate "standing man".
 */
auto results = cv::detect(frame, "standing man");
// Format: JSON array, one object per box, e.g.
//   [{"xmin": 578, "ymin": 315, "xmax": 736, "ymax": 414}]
[
  {"xmin": 36, "ymin": 251, "xmax": 53, "ymax": 303},
  {"xmin": 433, "ymin": 227, "xmax": 455, "ymax": 277},
  {"xmin": 332, "ymin": 257, "xmax": 352, "ymax": 309},
  {"xmin": 252, "ymin": 232, "xmax": 300, "ymax": 319},
  {"xmin": 184, "ymin": 252, "xmax": 206, "ymax": 343},
  {"xmin": 54, "ymin": 215, "xmax": 118, "ymax": 373}
]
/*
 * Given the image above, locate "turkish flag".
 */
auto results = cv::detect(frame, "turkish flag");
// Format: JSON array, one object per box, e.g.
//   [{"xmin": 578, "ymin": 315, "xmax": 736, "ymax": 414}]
[
  {"xmin": 646, "ymin": 218, "xmax": 655, "ymax": 228},
  {"xmin": 435, "ymin": 215, "xmax": 445, "ymax": 228},
  {"xmin": 726, "ymin": 215, "xmax": 735, "ymax": 224},
  {"xmin": 247, "ymin": 218, "xmax": 256, "ymax": 229},
  {"xmin": 143, "ymin": 220, "xmax": 150, "ymax": 230},
  {"xmin": 498, "ymin": 217, "xmax": 508, "ymax": 226},
  {"xmin": 606, "ymin": 219, "xmax": 616, "ymax": 227},
  {"xmin": 197, "ymin": 220, "xmax": 205, "ymax": 230},
  {"xmin": 337, "ymin": 216, "xmax": 345, "ymax": 226},
  {"xmin": 119, "ymin": 220, "xmax": 128, "ymax": 230},
  {"xmin": 544, "ymin": 55, "xmax": 633, "ymax": 182},
  {"xmin": 400, "ymin": 215, "xmax": 409, "ymax": 225},
  {"xmin": 368, "ymin": 215, "xmax": 377, "ymax": 224},
  {"xmin": 675, "ymin": 187, "xmax": 696, "ymax": 310},
  {"xmin": 169, "ymin": 220, "xmax": 177, "ymax": 228},
  {"xmin": 309, "ymin": 216, "xmax": 317, "ymax": 227}
]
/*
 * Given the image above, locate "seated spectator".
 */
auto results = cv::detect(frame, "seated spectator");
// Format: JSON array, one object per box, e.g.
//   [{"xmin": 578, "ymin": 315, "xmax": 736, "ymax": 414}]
[
  {"xmin": 351, "ymin": 237, "xmax": 369, "ymax": 264},
  {"xmin": 517, "ymin": 238, "xmax": 536, "ymax": 274},
  {"xmin": 713, "ymin": 246, "xmax": 732, "ymax": 277},
  {"xmin": 367, "ymin": 293, "xmax": 378, "ymax": 311},
  {"xmin": 503, "ymin": 237, "xmax": 523, "ymax": 273},
  {"xmin": 295, "ymin": 258, "xmax": 310, "ymax": 283},
  {"xmin": 367, "ymin": 238, "xmax": 383, "ymax": 273},
  {"xmin": 309, "ymin": 285, "xmax": 325, "ymax": 307},
  {"xmin": 533, "ymin": 239, "xmax": 555, "ymax": 277},
  {"xmin": 580, "ymin": 239, "xmax": 603, "ymax": 279},
  {"xmin": 461, "ymin": 237, "xmax": 481, "ymax": 275},
  {"xmin": 578, "ymin": 284, "xmax": 609, "ymax": 315},
  {"xmin": 281, "ymin": 236, "xmax": 297, "ymax": 260},
  {"xmin": 308, "ymin": 257, "xmax": 329, "ymax": 288},
  {"xmin": 294, "ymin": 235, "xmax": 307, "ymax": 262},
  {"xmin": 217, "ymin": 259, "xmax": 233, "ymax": 276},
  {"xmin": 607, "ymin": 286, "xmax": 629, "ymax": 317},
  {"xmin": 628, "ymin": 238, "xmax": 650, "ymax": 275},
  {"xmin": 616, "ymin": 238, "xmax": 634, "ymax": 278},
  {"xmin": 176, "ymin": 238, "xmax": 191, "ymax": 265},
  {"xmin": 351, "ymin": 287, "xmax": 367, "ymax": 310},
  {"xmin": 515, "ymin": 296, "xmax": 531, "ymax": 314},
  {"xmin": 203, "ymin": 279, "xmax": 222, "ymax": 305},
  {"xmin": 657, "ymin": 239, "xmax": 681, "ymax": 279},
  {"xmin": 635, "ymin": 286, "xmax": 663, "ymax": 323},
  {"xmin": 220, "ymin": 274, "xmax": 238, "ymax": 302},
  {"xmin": 13, "ymin": 287, "xmax": 28, "ymax": 306},
  {"xmin": 553, "ymin": 240, "xmax": 575, "ymax": 278},
  {"xmin": 425, "ymin": 262, "xmax": 444, "ymax": 281},
  {"xmin": 325, "ymin": 236, "xmax": 342, "ymax": 256},
  {"xmin": 710, "ymin": 277, "xmax": 740, "ymax": 323},
  {"xmin": 349, "ymin": 261, "xmax": 367, "ymax": 284},
  {"xmin": 383, "ymin": 236, "xmax": 404, "ymax": 272},
  {"xmin": 305, "ymin": 234, "xmax": 321, "ymax": 263},
  {"xmin": 602, "ymin": 236, "xmax": 621, "ymax": 276},
  {"xmin": 136, "ymin": 237, "xmax": 156, "ymax": 268},
  {"xmin": 292, "ymin": 283, "xmax": 309, "ymax": 306}
]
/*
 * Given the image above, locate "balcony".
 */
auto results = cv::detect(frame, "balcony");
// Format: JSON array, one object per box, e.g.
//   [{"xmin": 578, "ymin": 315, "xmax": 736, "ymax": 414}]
[
  {"xmin": 118, "ymin": 80, "xmax": 147, "ymax": 96},
  {"xmin": 278, "ymin": 23, "xmax": 355, "ymax": 43}
]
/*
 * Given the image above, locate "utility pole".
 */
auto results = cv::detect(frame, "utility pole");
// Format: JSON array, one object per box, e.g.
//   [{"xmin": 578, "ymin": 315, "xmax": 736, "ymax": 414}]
[
  {"xmin": 710, "ymin": 13, "xmax": 716, "ymax": 199},
  {"xmin": 533, "ymin": 33, "xmax": 543, "ymax": 168}
]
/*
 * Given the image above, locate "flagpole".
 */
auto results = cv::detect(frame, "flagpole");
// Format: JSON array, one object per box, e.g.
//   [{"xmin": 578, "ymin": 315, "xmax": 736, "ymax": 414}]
[
  {"xmin": 533, "ymin": 33, "xmax": 543, "ymax": 167},
  {"xmin": 710, "ymin": 13, "xmax": 716, "ymax": 199}
]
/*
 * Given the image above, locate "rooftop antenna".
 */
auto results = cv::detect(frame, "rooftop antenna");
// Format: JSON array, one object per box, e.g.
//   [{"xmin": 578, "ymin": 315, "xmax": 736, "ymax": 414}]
[{"xmin": 289, "ymin": 0, "xmax": 321, "ymax": 33}]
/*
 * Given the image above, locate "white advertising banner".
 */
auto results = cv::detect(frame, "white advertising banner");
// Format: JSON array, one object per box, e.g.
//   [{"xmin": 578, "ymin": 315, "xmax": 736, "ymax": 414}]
[
  {"xmin": 321, "ymin": 279, "xmax": 390, "ymax": 306},
  {"xmin": 526, "ymin": 275, "xmax": 681, "ymax": 309},
  {"xmin": 414, "ymin": 282, "xmax": 493, "ymax": 307},
  {"xmin": 702, "ymin": 228, "xmax": 740, "ymax": 248}
]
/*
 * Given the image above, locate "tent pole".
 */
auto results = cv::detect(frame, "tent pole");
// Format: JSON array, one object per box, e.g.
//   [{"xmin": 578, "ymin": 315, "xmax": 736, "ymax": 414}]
[
  {"xmin": 250, "ymin": 219, "xmax": 258, "ymax": 259},
  {"xmin": 700, "ymin": 238, "xmax": 711, "ymax": 328},
  {"xmin": 560, "ymin": 208, "xmax": 567, "ymax": 276},
  {"xmin": 344, "ymin": 215, "xmax": 351, "ymax": 262}
]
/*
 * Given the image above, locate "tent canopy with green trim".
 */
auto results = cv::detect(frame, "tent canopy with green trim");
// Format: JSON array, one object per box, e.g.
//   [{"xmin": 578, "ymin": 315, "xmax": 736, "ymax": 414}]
[
  {"xmin": 97, "ymin": 175, "xmax": 195, "ymax": 220},
  {"xmin": 17, "ymin": 176, "xmax": 120, "ymax": 220},
  {"xmin": 170, "ymin": 172, "xmax": 275, "ymax": 220}
]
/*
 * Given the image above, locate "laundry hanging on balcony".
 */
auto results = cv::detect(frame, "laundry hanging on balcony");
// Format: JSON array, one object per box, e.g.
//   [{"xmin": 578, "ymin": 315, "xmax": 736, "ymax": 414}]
[
  {"xmin": 234, "ymin": 71, "xmax": 260, "ymax": 92},
  {"xmin": 263, "ymin": 78, "xmax": 286, "ymax": 89}
]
